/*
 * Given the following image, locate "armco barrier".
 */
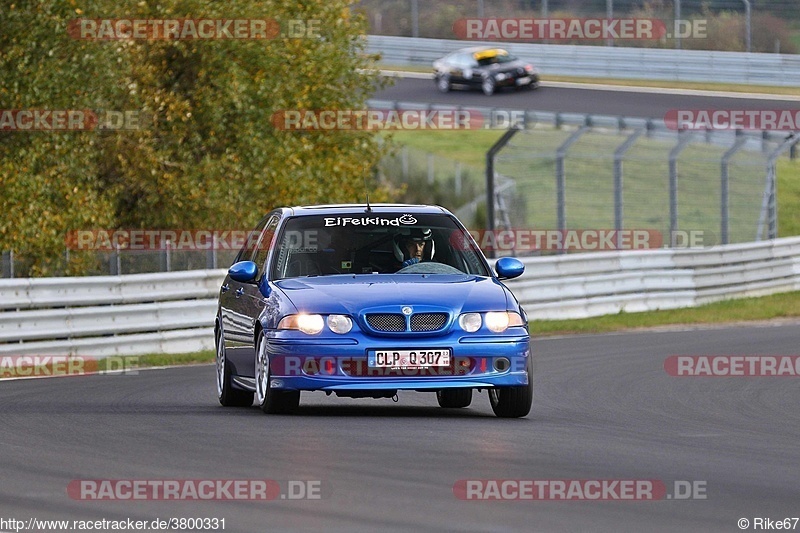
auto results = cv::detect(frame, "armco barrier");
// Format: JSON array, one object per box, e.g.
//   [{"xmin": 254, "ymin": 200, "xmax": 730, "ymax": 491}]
[
  {"xmin": 0, "ymin": 237, "xmax": 798, "ymax": 357},
  {"xmin": 506, "ymin": 237, "xmax": 800, "ymax": 320},
  {"xmin": 367, "ymin": 35, "xmax": 800, "ymax": 87},
  {"xmin": 0, "ymin": 270, "xmax": 226, "ymax": 357}
]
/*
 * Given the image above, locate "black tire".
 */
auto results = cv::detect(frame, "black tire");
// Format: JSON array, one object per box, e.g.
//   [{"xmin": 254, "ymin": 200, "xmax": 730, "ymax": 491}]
[
  {"xmin": 489, "ymin": 357, "xmax": 533, "ymax": 418},
  {"xmin": 216, "ymin": 327, "xmax": 254, "ymax": 407},
  {"xmin": 255, "ymin": 332, "xmax": 300, "ymax": 414},
  {"xmin": 481, "ymin": 76, "xmax": 496, "ymax": 96},
  {"xmin": 435, "ymin": 74, "xmax": 451, "ymax": 93},
  {"xmin": 437, "ymin": 388, "xmax": 473, "ymax": 408}
]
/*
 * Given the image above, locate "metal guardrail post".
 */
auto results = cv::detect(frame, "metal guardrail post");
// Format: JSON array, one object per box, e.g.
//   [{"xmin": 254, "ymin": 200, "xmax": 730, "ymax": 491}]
[
  {"xmin": 110, "ymin": 245, "xmax": 119, "ymax": 275},
  {"xmin": 742, "ymin": 0, "xmax": 751, "ymax": 53},
  {"xmin": 486, "ymin": 126, "xmax": 522, "ymax": 259},
  {"xmin": 669, "ymin": 132, "xmax": 695, "ymax": 245},
  {"xmin": 411, "ymin": 0, "xmax": 419, "ymax": 38},
  {"xmin": 613, "ymin": 129, "xmax": 645, "ymax": 246},
  {"xmin": 720, "ymin": 137, "xmax": 748, "ymax": 245},
  {"xmin": 555, "ymin": 126, "xmax": 590, "ymax": 251},
  {"xmin": 1, "ymin": 251, "xmax": 13, "ymax": 278}
]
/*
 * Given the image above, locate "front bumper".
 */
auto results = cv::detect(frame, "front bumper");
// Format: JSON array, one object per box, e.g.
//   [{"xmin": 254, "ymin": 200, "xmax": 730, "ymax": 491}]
[
  {"xmin": 263, "ymin": 331, "xmax": 530, "ymax": 392},
  {"xmin": 496, "ymin": 73, "xmax": 539, "ymax": 88}
]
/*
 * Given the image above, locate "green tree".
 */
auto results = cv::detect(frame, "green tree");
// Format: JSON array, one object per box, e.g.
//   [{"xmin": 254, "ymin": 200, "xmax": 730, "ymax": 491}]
[{"xmin": 1, "ymin": 0, "xmax": 389, "ymax": 276}]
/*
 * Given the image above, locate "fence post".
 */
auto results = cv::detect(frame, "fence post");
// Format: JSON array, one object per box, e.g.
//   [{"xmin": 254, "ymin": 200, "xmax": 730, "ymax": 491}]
[
  {"xmin": 669, "ymin": 132, "xmax": 695, "ymax": 245},
  {"xmin": 1, "ymin": 250, "xmax": 13, "ymax": 278},
  {"xmin": 720, "ymin": 137, "xmax": 748, "ymax": 244},
  {"xmin": 402, "ymin": 145, "xmax": 409, "ymax": 180},
  {"xmin": 486, "ymin": 126, "xmax": 522, "ymax": 258},
  {"xmin": 427, "ymin": 153, "xmax": 434, "ymax": 184},
  {"xmin": 110, "ymin": 245, "xmax": 120, "ymax": 275},
  {"xmin": 455, "ymin": 161, "xmax": 462, "ymax": 197},
  {"xmin": 758, "ymin": 134, "xmax": 800, "ymax": 240},
  {"xmin": 555, "ymin": 126, "xmax": 590, "ymax": 249},
  {"xmin": 613, "ymin": 129, "xmax": 645, "ymax": 246}
]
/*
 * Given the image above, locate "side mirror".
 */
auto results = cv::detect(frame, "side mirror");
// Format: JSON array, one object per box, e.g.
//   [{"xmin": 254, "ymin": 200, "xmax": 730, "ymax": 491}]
[
  {"xmin": 495, "ymin": 257, "xmax": 524, "ymax": 280},
  {"xmin": 229, "ymin": 261, "xmax": 258, "ymax": 283}
]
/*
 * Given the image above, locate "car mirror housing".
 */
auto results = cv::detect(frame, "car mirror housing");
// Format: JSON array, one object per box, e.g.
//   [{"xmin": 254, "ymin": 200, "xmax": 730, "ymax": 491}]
[
  {"xmin": 495, "ymin": 257, "xmax": 524, "ymax": 280},
  {"xmin": 228, "ymin": 261, "xmax": 259, "ymax": 283}
]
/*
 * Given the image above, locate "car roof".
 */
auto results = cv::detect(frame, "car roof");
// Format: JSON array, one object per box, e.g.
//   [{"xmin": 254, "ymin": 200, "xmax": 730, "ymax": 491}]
[
  {"xmin": 449, "ymin": 46, "xmax": 510, "ymax": 56},
  {"xmin": 284, "ymin": 204, "xmax": 452, "ymax": 216}
]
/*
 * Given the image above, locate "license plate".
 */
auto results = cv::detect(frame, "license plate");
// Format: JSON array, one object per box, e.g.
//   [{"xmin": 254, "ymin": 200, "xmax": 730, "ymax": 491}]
[
  {"xmin": 368, "ymin": 349, "xmax": 451, "ymax": 368},
  {"xmin": 516, "ymin": 76, "xmax": 532, "ymax": 85}
]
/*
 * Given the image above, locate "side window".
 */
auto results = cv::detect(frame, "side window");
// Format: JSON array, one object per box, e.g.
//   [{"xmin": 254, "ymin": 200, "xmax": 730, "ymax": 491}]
[
  {"xmin": 458, "ymin": 54, "xmax": 478, "ymax": 68},
  {"xmin": 252, "ymin": 215, "xmax": 280, "ymax": 274},
  {"xmin": 233, "ymin": 214, "xmax": 272, "ymax": 264}
]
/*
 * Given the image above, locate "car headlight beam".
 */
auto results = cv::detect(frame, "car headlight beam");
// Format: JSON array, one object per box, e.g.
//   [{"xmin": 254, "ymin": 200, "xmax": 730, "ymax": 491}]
[
  {"xmin": 485, "ymin": 311, "xmax": 525, "ymax": 333},
  {"xmin": 278, "ymin": 314, "xmax": 324, "ymax": 335}
]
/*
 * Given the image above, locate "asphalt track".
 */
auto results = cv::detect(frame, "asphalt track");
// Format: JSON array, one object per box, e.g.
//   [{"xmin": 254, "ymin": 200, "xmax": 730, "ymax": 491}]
[
  {"xmin": 373, "ymin": 77, "xmax": 800, "ymax": 119},
  {"xmin": 2, "ymin": 323, "xmax": 799, "ymax": 532}
]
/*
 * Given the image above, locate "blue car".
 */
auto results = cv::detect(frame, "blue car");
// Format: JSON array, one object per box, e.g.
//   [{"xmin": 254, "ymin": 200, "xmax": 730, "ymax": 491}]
[{"xmin": 215, "ymin": 204, "xmax": 532, "ymax": 417}]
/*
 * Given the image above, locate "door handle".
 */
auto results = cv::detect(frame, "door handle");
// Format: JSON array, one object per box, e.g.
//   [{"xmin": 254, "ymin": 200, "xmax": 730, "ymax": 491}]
[
  {"xmin": 221, "ymin": 284, "xmax": 230, "ymax": 293},
  {"xmin": 235, "ymin": 287, "xmax": 244, "ymax": 298}
]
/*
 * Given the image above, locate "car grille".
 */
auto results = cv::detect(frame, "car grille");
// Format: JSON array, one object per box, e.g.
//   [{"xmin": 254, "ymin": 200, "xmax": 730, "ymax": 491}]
[
  {"xmin": 410, "ymin": 313, "xmax": 448, "ymax": 332},
  {"xmin": 366, "ymin": 314, "xmax": 405, "ymax": 332},
  {"xmin": 365, "ymin": 312, "xmax": 449, "ymax": 332}
]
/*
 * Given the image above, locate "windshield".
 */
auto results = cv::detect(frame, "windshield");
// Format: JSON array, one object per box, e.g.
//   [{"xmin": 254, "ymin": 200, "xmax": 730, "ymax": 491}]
[
  {"xmin": 270, "ymin": 213, "xmax": 490, "ymax": 279},
  {"xmin": 476, "ymin": 53, "xmax": 516, "ymax": 66}
]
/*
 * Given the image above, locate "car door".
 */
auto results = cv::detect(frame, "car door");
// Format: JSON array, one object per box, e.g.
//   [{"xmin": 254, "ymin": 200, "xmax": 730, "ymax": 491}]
[{"xmin": 221, "ymin": 213, "xmax": 277, "ymax": 376}]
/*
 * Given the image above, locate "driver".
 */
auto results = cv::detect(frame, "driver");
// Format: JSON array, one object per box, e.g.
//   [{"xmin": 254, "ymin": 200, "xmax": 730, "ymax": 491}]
[{"xmin": 393, "ymin": 228, "xmax": 433, "ymax": 268}]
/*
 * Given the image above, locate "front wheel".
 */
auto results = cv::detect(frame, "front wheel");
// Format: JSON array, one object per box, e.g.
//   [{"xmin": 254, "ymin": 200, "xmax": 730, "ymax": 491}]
[
  {"xmin": 436, "ymin": 74, "xmax": 451, "ymax": 93},
  {"xmin": 436, "ymin": 388, "xmax": 472, "ymax": 408},
  {"xmin": 256, "ymin": 333, "xmax": 300, "ymax": 414},
  {"xmin": 488, "ymin": 357, "xmax": 532, "ymax": 418},
  {"xmin": 216, "ymin": 327, "xmax": 254, "ymax": 407},
  {"xmin": 481, "ymin": 77, "xmax": 496, "ymax": 96}
]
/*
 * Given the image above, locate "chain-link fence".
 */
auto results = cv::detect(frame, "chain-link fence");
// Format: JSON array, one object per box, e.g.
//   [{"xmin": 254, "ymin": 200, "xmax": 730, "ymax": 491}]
[
  {"xmin": 0, "ymin": 248, "xmax": 239, "ymax": 279},
  {"xmin": 490, "ymin": 121, "xmax": 797, "ymax": 253}
]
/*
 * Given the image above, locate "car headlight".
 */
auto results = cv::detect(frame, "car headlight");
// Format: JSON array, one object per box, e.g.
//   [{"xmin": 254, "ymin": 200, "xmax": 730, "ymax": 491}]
[
  {"xmin": 485, "ymin": 311, "xmax": 525, "ymax": 333},
  {"xmin": 458, "ymin": 312, "xmax": 482, "ymax": 333},
  {"xmin": 327, "ymin": 314, "xmax": 353, "ymax": 334},
  {"xmin": 495, "ymin": 73, "xmax": 507, "ymax": 81},
  {"xmin": 278, "ymin": 314, "xmax": 324, "ymax": 335}
]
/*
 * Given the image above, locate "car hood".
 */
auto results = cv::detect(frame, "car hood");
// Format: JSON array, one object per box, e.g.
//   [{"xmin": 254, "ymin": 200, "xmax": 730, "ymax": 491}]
[{"xmin": 274, "ymin": 274, "xmax": 511, "ymax": 315}]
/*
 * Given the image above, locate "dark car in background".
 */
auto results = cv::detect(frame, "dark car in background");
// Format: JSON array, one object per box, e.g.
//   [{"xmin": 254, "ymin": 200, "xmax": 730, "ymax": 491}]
[{"xmin": 433, "ymin": 47, "xmax": 540, "ymax": 95}]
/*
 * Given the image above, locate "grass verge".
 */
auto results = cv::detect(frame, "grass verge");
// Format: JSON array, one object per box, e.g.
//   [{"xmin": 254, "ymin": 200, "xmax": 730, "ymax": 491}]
[{"xmin": 530, "ymin": 291, "xmax": 800, "ymax": 337}]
